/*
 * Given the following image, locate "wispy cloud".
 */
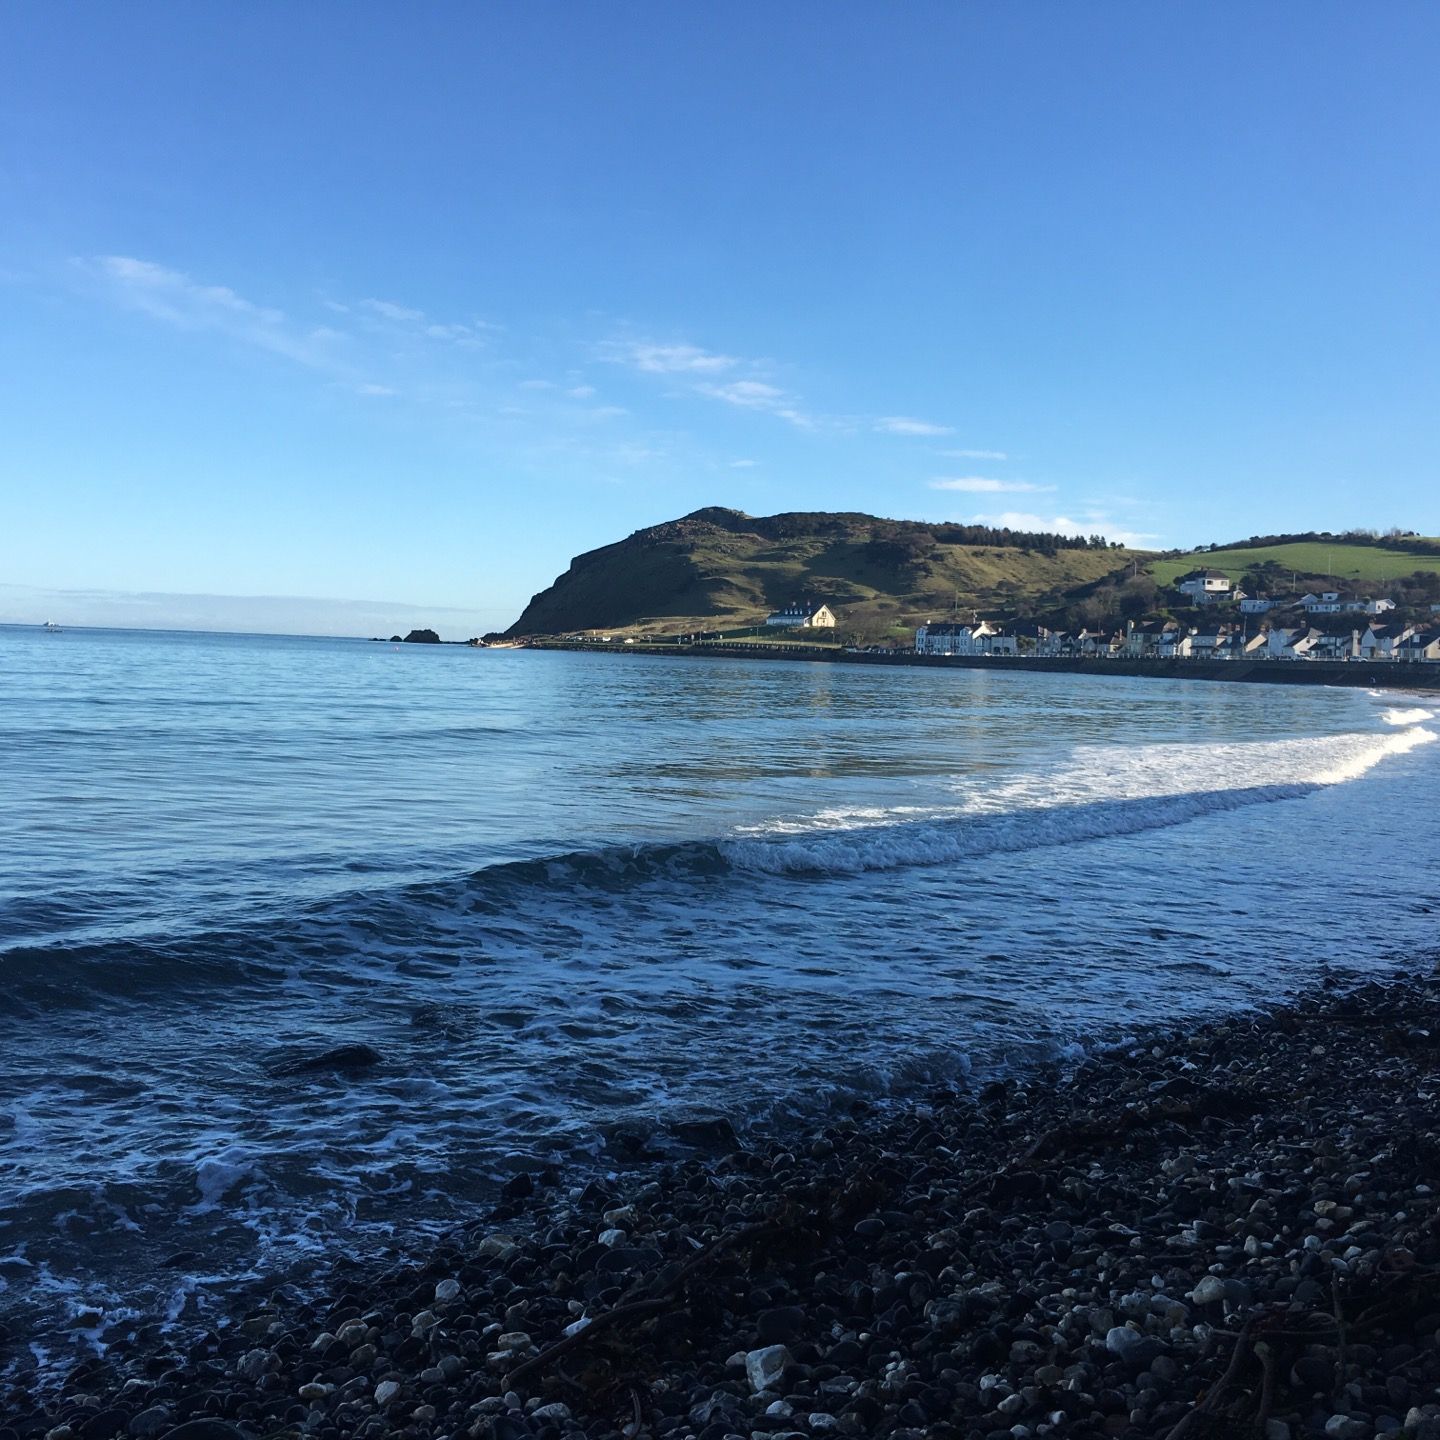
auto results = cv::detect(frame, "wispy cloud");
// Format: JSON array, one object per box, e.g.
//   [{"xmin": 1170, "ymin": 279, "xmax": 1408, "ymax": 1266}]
[
  {"xmin": 603, "ymin": 334, "xmax": 818, "ymax": 427},
  {"xmin": 600, "ymin": 340, "xmax": 739, "ymax": 374},
  {"xmin": 361, "ymin": 297, "xmax": 425, "ymax": 323},
  {"xmin": 81, "ymin": 257, "xmax": 508, "ymax": 409},
  {"xmin": 84, "ymin": 256, "xmax": 345, "ymax": 372},
  {"xmin": 941, "ymin": 448, "xmax": 1008, "ymax": 461},
  {"xmin": 357, "ymin": 296, "xmax": 490, "ymax": 347},
  {"xmin": 730, "ymin": 458, "xmax": 759, "ymax": 468},
  {"xmin": 694, "ymin": 380, "xmax": 814, "ymax": 429},
  {"xmin": 602, "ymin": 333, "xmax": 964, "ymax": 439},
  {"xmin": 929, "ymin": 477, "xmax": 1053, "ymax": 494},
  {"xmin": 876, "ymin": 416, "xmax": 953, "ymax": 437}
]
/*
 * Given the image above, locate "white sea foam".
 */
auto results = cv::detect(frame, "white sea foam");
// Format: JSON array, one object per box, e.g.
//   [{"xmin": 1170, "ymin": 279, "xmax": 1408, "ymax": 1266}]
[
  {"xmin": 190, "ymin": 1146, "xmax": 259, "ymax": 1211},
  {"xmin": 1380, "ymin": 706, "xmax": 1435, "ymax": 727},
  {"xmin": 726, "ymin": 726, "xmax": 1435, "ymax": 876},
  {"xmin": 1312, "ymin": 724, "xmax": 1435, "ymax": 782}
]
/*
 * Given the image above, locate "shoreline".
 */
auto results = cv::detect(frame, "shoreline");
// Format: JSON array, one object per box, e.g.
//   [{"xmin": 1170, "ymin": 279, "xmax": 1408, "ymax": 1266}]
[
  {"xmin": 521, "ymin": 641, "xmax": 1440, "ymax": 692},
  {"xmin": 8, "ymin": 967, "xmax": 1440, "ymax": 1440}
]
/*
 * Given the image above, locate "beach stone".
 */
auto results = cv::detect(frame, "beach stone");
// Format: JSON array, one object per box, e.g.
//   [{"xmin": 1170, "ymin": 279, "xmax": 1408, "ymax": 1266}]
[
  {"xmin": 477, "ymin": 1235, "xmax": 519, "ymax": 1261},
  {"xmin": 157, "ymin": 1426, "xmax": 246, "ymax": 1440},
  {"xmin": 1189, "ymin": 1276, "xmax": 1225, "ymax": 1305},
  {"xmin": 1104, "ymin": 1326, "xmax": 1142, "ymax": 1356},
  {"xmin": 434, "ymin": 1278, "xmax": 462, "ymax": 1303},
  {"xmin": 234, "ymin": 1347, "xmax": 268, "ymax": 1382},
  {"xmin": 500, "ymin": 1172, "xmax": 534, "ymax": 1201},
  {"xmin": 374, "ymin": 1380, "xmax": 402, "ymax": 1406},
  {"xmin": 127, "ymin": 1411, "xmax": 169, "ymax": 1439},
  {"xmin": 746, "ymin": 1345, "xmax": 794, "ymax": 1393}
]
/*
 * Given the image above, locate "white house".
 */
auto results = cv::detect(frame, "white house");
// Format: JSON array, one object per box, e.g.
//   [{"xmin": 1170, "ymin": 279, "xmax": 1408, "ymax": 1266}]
[
  {"xmin": 1176, "ymin": 569, "xmax": 1234, "ymax": 604},
  {"xmin": 1311, "ymin": 630, "xmax": 1360, "ymax": 661},
  {"xmin": 1397, "ymin": 630, "xmax": 1440, "ymax": 663},
  {"xmin": 1301, "ymin": 590, "xmax": 1345, "ymax": 614},
  {"xmin": 915, "ymin": 620, "xmax": 1016, "ymax": 657},
  {"xmin": 1359, "ymin": 623, "xmax": 1414, "ymax": 661},
  {"xmin": 1239, "ymin": 594, "xmax": 1298, "ymax": 615},
  {"xmin": 1125, "ymin": 621, "xmax": 1178, "ymax": 658},
  {"xmin": 1078, "ymin": 628, "xmax": 1122, "ymax": 658},
  {"xmin": 1266, "ymin": 626, "xmax": 1325, "ymax": 660},
  {"xmin": 1159, "ymin": 628, "xmax": 1194, "ymax": 659},
  {"xmin": 766, "ymin": 601, "xmax": 837, "ymax": 628},
  {"xmin": 1191, "ymin": 625, "xmax": 1242, "ymax": 660}
]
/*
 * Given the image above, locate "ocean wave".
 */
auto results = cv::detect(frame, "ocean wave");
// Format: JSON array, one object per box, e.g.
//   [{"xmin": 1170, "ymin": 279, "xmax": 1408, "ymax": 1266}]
[
  {"xmin": 726, "ymin": 726, "xmax": 1435, "ymax": 873},
  {"xmin": 3, "ymin": 725, "xmax": 1430, "ymax": 1010},
  {"xmin": 722, "ymin": 783, "xmax": 1313, "ymax": 875},
  {"xmin": 1380, "ymin": 706, "xmax": 1436, "ymax": 727}
]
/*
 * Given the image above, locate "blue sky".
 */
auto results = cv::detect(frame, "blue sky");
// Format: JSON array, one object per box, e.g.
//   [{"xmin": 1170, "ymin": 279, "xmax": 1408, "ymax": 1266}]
[{"xmin": 2, "ymin": 3, "xmax": 1438, "ymax": 636}]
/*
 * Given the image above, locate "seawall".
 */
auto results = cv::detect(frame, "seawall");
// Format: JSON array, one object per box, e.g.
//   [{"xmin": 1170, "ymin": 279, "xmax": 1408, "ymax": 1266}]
[{"xmin": 524, "ymin": 640, "xmax": 1440, "ymax": 691}]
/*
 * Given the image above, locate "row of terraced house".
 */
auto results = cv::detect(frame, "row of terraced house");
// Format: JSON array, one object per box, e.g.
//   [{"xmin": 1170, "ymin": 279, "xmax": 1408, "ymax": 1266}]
[{"xmin": 915, "ymin": 617, "xmax": 1440, "ymax": 663}]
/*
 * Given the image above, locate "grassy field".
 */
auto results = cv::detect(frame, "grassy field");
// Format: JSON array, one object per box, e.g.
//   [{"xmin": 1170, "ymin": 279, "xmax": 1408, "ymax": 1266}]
[{"xmin": 1151, "ymin": 541, "xmax": 1440, "ymax": 587}]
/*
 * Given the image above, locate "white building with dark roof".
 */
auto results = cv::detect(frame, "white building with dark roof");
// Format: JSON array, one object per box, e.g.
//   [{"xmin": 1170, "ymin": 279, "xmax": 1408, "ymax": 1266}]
[
  {"xmin": 765, "ymin": 601, "xmax": 837, "ymax": 629},
  {"xmin": 1176, "ymin": 569, "xmax": 1233, "ymax": 604},
  {"xmin": 915, "ymin": 620, "xmax": 1017, "ymax": 657}
]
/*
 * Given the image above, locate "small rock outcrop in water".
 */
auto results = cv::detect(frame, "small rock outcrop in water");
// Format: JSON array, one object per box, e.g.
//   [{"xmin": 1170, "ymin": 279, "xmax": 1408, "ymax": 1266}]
[
  {"xmin": 11, "ymin": 973, "xmax": 1440, "ymax": 1439},
  {"xmin": 272, "ymin": 1043, "xmax": 382, "ymax": 1076},
  {"xmin": 403, "ymin": 628, "xmax": 441, "ymax": 644}
]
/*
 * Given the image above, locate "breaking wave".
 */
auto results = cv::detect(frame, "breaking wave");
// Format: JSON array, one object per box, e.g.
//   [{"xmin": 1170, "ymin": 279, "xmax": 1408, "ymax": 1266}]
[
  {"xmin": 726, "ymin": 725, "xmax": 1434, "ymax": 874},
  {"xmin": 3, "ymin": 725, "xmax": 1430, "ymax": 1011}
]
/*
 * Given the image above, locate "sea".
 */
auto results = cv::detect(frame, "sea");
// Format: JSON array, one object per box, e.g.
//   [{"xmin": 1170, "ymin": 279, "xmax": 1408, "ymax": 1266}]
[{"xmin": 2, "ymin": 624, "xmax": 1438, "ymax": 1381}]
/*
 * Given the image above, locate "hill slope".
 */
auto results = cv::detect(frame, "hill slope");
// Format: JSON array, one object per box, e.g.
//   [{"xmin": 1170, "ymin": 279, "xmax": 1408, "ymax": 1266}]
[
  {"xmin": 507, "ymin": 508, "xmax": 1149, "ymax": 639},
  {"xmin": 1150, "ymin": 538, "xmax": 1440, "ymax": 587}
]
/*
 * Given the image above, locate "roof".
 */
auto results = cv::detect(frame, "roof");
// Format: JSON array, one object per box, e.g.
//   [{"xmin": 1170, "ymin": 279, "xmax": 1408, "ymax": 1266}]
[{"xmin": 770, "ymin": 599, "xmax": 831, "ymax": 615}]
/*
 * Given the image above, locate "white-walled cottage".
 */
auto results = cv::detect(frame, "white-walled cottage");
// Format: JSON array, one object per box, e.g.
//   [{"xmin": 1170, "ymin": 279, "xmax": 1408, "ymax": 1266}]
[{"xmin": 766, "ymin": 601, "xmax": 837, "ymax": 628}]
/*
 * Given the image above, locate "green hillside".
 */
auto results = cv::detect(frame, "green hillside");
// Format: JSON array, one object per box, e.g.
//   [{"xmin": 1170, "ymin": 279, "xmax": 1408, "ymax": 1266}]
[
  {"xmin": 1151, "ymin": 540, "xmax": 1440, "ymax": 587},
  {"xmin": 507, "ymin": 508, "xmax": 1150, "ymax": 640}
]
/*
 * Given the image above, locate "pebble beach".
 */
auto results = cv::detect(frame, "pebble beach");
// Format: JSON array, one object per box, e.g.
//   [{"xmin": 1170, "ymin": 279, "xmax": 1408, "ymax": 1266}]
[{"xmin": 7, "ymin": 965, "xmax": 1440, "ymax": 1440}]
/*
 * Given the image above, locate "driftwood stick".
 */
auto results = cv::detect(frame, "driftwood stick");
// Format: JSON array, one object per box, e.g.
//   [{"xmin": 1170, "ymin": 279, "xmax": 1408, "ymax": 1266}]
[
  {"xmin": 505, "ymin": 1297, "xmax": 670, "ymax": 1388},
  {"xmin": 1255, "ymin": 1339, "xmax": 1279, "ymax": 1430},
  {"xmin": 1162, "ymin": 1321, "xmax": 1254, "ymax": 1440}
]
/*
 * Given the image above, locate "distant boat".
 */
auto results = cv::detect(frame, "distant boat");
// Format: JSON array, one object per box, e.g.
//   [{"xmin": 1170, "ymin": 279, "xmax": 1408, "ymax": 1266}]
[{"xmin": 42, "ymin": 621, "xmax": 62, "ymax": 633}]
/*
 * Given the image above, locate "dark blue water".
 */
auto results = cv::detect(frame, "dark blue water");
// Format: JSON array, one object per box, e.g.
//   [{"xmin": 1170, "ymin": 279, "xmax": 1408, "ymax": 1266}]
[{"xmin": 1, "ymin": 625, "xmax": 1436, "ymax": 1379}]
